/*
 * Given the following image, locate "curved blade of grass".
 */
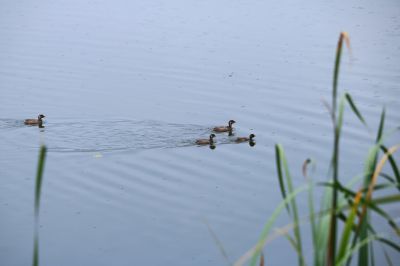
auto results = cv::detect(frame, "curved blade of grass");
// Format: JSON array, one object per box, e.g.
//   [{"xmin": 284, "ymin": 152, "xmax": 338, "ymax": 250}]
[
  {"xmin": 379, "ymin": 173, "xmax": 396, "ymax": 183},
  {"xmin": 33, "ymin": 145, "xmax": 47, "ymax": 266},
  {"xmin": 277, "ymin": 228, "xmax": 307, "ymax": 266},
  {"xmin": 35, "ymin": 145, "xmax": 47, "ymax": 218},
  {"xmin": 380, "ymin": 145, "xmax": 400, "ymax": 188},
  {"xmin": 321, "ymin": 181, "xmax": 400, "ymax": 235},
  {"xmin": 337, "ymin": 235, "xmax": 378, "ymax": 266},
  {"xmin": 376, "ymin": 237, "xmax": 400, "ymax": 253},
  {"xmin": 332, "ymin": 32, "xmax": 350, "ymax": 114},
  {"xmin": 275, "ymin": 144, "xmax": 290, "ymax": 214},
  {"xmin": 359, "ymin": 145, "xmax": 400, "ymax": 227},
  {"xmin": 376, "ymin": 108, "xmax": 385, "ymax": 143},
  {"xmin": 356, "ymin": 144, "xmax": 400, "ymax": 266},
  {"xmin": 383, "ymin": 248, "xmax": 394, "ymax": 266},
  {"xmin": 32, "ymin": 233, "xmax": 39, "ymax": 266},
  {"xmin": 203, "ymin": 219, "xmax": 231, "ymax": 266},
  {"xmin": 275, "ymin": 144, "xmax": 304, "ymax": 266},
  {"xmin": 345, "ymin": 93, "xmax": 367, "ymax": 127},
  {"xmin": 337, "ymin": 191, "xmax": 362, "ymax": 263},
  {"xmin": 315, "ymin": 184, "xmax": 333, "ymax": 265},
  {"xmin": 233, "ymin": 185, "xmax": 307, "ymax": 266},
  {"xmin": 302, "ymin": 158, "xmax": 321, "ymax": 266}
]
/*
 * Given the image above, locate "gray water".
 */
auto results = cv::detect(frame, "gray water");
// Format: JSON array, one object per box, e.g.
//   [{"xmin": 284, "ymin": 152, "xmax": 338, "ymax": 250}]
[{"xmin": 1, "ymin": 0, "xmax": 399, "ymax": 265}]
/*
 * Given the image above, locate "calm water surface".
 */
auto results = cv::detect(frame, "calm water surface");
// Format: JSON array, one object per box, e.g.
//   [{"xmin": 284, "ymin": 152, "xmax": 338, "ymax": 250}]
[{"xmin": 1, "ymin": 0, "xmax": 399, "ymax": 265}]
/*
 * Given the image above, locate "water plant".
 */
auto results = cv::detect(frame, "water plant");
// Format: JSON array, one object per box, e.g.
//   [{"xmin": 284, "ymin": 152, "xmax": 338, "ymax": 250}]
[
  {"xmin": 235, "ymin": 32, "xmax": 400, "ymax": 265},
  {"xmin": 33, "ymin": 145, "xmax": 47, "ymax": 266}
]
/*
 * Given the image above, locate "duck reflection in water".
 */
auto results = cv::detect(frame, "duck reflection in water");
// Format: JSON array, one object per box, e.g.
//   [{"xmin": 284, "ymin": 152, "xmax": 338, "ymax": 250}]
[{"xmin": 249, "ymin": 140, "xmax": 256, "ymax": 147}]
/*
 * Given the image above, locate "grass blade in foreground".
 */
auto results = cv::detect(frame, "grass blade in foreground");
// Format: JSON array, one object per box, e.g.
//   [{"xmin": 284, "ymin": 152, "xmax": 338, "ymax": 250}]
[
  {"xmin": 275, "ymin": 144, "xmax": 304, "ymax": 266},
  {"xmin": 33, "ymin": 145, "xmax": 47, "ymax": 266},
  {"xmin": 35, "ymin": 145, "xmax": 47, "ymax": 218},
  {"xmin": 233, "ymin": 185, "xmax": 307, "ymax": 266}
]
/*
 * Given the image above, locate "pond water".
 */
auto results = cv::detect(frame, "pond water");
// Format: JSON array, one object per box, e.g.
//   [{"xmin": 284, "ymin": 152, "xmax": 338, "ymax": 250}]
[{"xmin": 1, "ymin": 0, "xmax": 399, "ymax": 265}]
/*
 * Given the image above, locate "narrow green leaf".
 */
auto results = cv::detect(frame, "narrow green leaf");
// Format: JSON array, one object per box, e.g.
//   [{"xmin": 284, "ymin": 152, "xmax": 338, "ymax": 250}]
[
  {"xmin": 337, "ymin": 234, "xmax": 377, "ymax": 266},
  {"xmin": 345, "ymin": 93, "xmax": 367, "ymax": 126},
  {"xmin": 376, "ymin": 108, "xmax": 385, "ymax": 143},
  {"xmin": 337, "ymin": 192, "xmax": 362, "ymax": 263},
  {"xmin": 32, "ymin": 233, "xmax": 39, "ymax": 266},
  {"xmin": 35, "ymin": 145, "xmax": 47, "ymax": 217},
  {"xmin": 380, "ymin": 145, "xmax": 400, "ymax": 187},
  {"xmin": 371, "ymin": 194, "xmax": 400, "ymax": 205},
  {"xmin": 376, "ymin": 237, "xmax": 400, "ymax": 253},
  {"xmin": 275, "ymin": 144, "xmax": 290, "ymax": 214},
  {"xmin": 204, "ymin": 219, "xmax": 231, "ymax": 266},
  {"xmin": 275, "ymin": 144, "xmax": 304, "ymax": 266},
  {"xmin": 249, "ymin": 186, "xmax": 308, "ymax": 266}
]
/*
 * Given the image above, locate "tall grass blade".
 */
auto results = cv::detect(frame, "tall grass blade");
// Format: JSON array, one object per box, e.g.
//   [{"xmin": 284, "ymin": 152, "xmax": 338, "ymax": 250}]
[
  {"xmin": 204, "ymin": 219, "xmax": 231, "ymax": 266},
  {"xmin": 383, "ymin": 249, "xmax": 394, "ymax": 266},
  {"xmin": 357, "ymin": 145, "xmax": 400, "ymax": 266},
  {"xmin": 32, "ymin": 233, "xmax": 39, "ymax": 266},
  {"xmin": 332, "ymin": 32, "xmax": 349, "ymax": 114},
  {"xmin": 359, "ymin": 145, "xmax": 400, "ymax": 226},
  {"xmin": 32, "ymin": 145, "xmax": 47, "ymax": 266},
  {"xmin": 337, "ymin": 235, "xmax": 378, "ymax": 266},
  {"xmin": 328, "ymin": 94, "xmax": 346, "ymax": 266},
  {"xmin": 234, "ymin": 185, "xmax": 307, "ymax": 266},
  {"xmin": 380, "ymin": 145, "xmax": 400, "ymax": 187},
  {"xmin": 315, "ymin": 185, "xmax": 333, "ymax": 266},
  {"xmin": 275, "ymin": 145, "xmax": 290, "ymax": 214},
  {"xmin": 35, "ymin": 145, "xmax": 47, "ymax": 217},
  {"xmin": 275, "ymin": 144, "xmax": 304, "ymax": 266},
  {"xmin": 337, "ymin": 191, "xmax": 362, "ymax": 263},
  {"xmin": 328, "ymin": 32, "xmax": 351, "ymax": 266}
]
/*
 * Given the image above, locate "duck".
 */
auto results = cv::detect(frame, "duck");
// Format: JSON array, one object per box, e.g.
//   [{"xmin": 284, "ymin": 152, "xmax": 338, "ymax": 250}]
[
  {"xmin": 235, "ymin": 133, "xmax": 255, "ymax": 143},
  {"xmin": 213, "ymin": 120, "xmax": 235, "ymax": 133},
  {"xmin": 196, "ymin": 134, "xmax": 216, "ymax": 145},
  {"xmin": 24, "ymin": 114, "xmax": 45, "ymax": 125}
]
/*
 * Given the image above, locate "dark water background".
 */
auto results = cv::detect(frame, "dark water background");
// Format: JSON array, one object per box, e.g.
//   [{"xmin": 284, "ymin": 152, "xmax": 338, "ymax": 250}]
[{"xmin": 1, "ymin": 0, "xmax": 399, "ymax": 265}]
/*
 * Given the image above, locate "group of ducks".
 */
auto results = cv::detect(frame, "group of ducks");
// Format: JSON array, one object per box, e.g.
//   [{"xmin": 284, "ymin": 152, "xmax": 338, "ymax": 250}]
[
  {"xmin": 195, "ymin": 119, "xmax": 256, "ymax": 147},
  {"xmin": 24, "ymin": 115, "xmax": 255, "ymax": 148}
]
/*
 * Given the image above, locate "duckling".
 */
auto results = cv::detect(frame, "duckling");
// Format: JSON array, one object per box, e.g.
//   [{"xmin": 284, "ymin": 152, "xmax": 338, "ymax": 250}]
[
  {"xmin": 196, "ymin": 134, "xmax": 216, "ymax": 145},
  {"xmin": 24, "ymin": 114, "xmax": 45, "ymax": 125},
  {"xmin": 235, "ymin": 133, "xmax": 255, "ymax": 143},
  {"xmin": 213, "ymin": 120, "xmax": 235, "ymax": 133}
]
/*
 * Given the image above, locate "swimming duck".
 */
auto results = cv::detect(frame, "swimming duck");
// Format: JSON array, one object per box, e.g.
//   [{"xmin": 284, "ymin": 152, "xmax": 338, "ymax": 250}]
[
  {"xmin": 196, "ymin": 134, "xmax": 216, "ymax": 145},
  {"xmin": 213, "ymin": 120, "xmax": 235, "ymax": 133},
  {"xmin": 24, "ymin": 114, "xmax": 45, "ymax": 125},
  {"xmin": 235, "ymin": 133, "xmax": 255, "ymax": 143}
]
